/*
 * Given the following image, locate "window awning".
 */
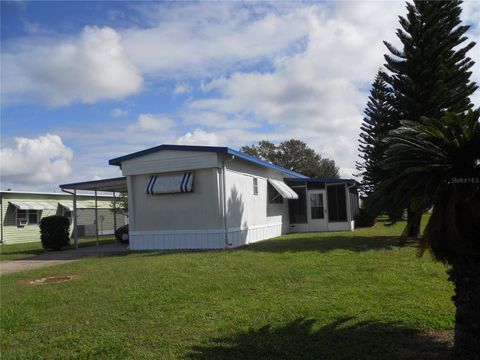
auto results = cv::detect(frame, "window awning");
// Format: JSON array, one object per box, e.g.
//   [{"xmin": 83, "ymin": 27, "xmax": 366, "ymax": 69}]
[
  {"xmin": 9, "ymin": 201, "xmax": 57, "ymax": 210},
  {"xmin": 146, "ymin": 172, "xmax": 194, "ymax": 194},
  {"xmin": 268, "ymin": 179, "xmax": 299, "ymax": 199},
  {"xmin": 58, "ymin": 202, "xmax": 97, "ymax": 211}
]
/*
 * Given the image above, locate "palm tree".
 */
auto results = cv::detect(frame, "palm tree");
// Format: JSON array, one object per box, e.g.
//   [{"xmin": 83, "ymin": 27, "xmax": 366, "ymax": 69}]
[{"xmin": 368, "ymin": 110, "xmax": 480, "ymax": 358}]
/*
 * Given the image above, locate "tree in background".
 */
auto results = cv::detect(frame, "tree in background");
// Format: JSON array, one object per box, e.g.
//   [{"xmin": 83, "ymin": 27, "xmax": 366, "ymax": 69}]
[
  {"xmin": 368, "ymin": 110, "xmax": 480, "ymax": 358},
  {"xmin": 241, "ymin": 139, "xmax": 339, "ymax": 178},
  {"xmin": 110, "ymin": 192, "xmax": 128, "ymax": 217},
  {"xmin": 381, "ymin": 0, "xmax": 478, "ymax": 237},
  {"xmin": 356, "ymin": 69, "xmax": 397, "ymax": 196}
]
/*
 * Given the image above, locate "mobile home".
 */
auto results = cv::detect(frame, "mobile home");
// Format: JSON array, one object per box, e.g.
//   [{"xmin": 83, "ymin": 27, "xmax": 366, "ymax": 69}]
[
  {"xmin": 61, "ymin": 145, "xmax": 358, "ymax": 250},
  {"xmin": 0, "ymin": 191, "xmax": 126, "ymax": 244}
]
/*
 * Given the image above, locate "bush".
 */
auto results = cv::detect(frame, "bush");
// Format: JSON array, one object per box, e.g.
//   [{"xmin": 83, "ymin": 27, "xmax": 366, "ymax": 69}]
[
  {"xmin": 355, "ymin": 208, "xmax": 376, "ymax": 228},
  {"xmin": 39, "ymin": 216, "xmax": 70, "ymax": 251},
  {"xmin": 115, "ymin": 224, "xmax": 129, "ymax": 244}
]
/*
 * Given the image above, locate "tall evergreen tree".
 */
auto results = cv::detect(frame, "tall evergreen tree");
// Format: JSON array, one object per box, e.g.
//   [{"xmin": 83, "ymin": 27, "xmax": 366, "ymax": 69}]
[
  {"xmin": 382, "ymin": 0, "xmax": 477, "ymax": 237},
  {"xmin": 357, "ymin": 69, "xmax": 396, "ymax": 196}
]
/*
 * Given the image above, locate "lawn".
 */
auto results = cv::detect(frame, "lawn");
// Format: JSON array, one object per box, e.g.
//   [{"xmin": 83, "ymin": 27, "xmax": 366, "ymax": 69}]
[
  {"xmin": 0, "ymin": 235, "xmax": 116, "ymax": 261},
  {"xmin": 0, "ymin": 217, "xmax": 455, "ymax": 359}
]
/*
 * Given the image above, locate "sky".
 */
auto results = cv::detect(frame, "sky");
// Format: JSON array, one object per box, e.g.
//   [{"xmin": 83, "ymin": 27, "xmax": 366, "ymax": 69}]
[{"xmin": 1, "ymin": 0, "xmax": 479, "ymax": 191}]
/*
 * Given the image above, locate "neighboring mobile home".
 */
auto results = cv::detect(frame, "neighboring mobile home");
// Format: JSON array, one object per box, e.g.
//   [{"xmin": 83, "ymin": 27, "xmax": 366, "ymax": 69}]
[
  {"xmin": 61, "ymin": 145, "xmax": 359, "ymax": 250},
  {"xmin": 0, "ymin": 191, "xmax": 126, "ymax": 244}
]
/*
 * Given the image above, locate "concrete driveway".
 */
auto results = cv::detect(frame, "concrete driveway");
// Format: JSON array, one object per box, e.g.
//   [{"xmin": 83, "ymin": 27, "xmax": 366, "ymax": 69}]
[{"xmin": 0, "ymin": 243, "xmax": 129, "ymax": 275}]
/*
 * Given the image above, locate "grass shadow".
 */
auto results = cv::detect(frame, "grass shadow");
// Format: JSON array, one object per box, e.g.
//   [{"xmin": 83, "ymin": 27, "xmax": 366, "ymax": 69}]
[
  {"xmin": 244, "ymin": 235, "xmax": 418, "ymax": 254},
  {"xmin": 188, "ymin": 317, "xmax": 453, "ymax": 360}
]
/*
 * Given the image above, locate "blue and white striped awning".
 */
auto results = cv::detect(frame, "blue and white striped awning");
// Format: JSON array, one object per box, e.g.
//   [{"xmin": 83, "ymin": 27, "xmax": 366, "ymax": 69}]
[{"xmin": 146, "ymin": 172, "xmax": 194, "ymax": 194}]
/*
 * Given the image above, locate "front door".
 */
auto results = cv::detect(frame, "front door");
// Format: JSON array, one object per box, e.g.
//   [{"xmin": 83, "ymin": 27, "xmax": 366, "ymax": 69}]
[{"xmin": 307, "ymin": 190, "xmax": 328, "ymax": 232}]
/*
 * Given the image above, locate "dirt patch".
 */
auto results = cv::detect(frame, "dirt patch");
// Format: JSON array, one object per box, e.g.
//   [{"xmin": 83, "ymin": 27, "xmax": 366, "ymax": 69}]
[
  {"xmin": 398, "ymin": 330, "xmax": 454, "ymax": 360},
  {"xmin": 19, "ymin": 275, "xmax": 79, "ymax": 286}
]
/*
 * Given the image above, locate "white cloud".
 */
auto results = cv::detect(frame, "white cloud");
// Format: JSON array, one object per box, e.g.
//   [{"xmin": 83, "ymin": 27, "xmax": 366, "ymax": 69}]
[
  {"xmin": 121, "ymin": 3, "xmax": 311, "ymax": 77},
  {"xmin": 181, "ymin": 1, "xmax": 405, "ymax": 174},
  {"xmin": 0, "ymin": 134, "xmax": 73, "ymax": 185},
  {"xmin": 129, "ymin": 113, "xmax": 176, "ymax": 132},
  {"xmin": 110, "ymin": 107, "xmax": 129, "ymax": 117},
  {"xmin": 2, "ymin": 26, "xmax": 143, "ymax": 106},
  {"xmin": 173, "ymin": 83, "xmax": 192, "ymax": 95},
  {"xmin": 176, "ymin": 129, "xmax": 225, "ymax": 146}
]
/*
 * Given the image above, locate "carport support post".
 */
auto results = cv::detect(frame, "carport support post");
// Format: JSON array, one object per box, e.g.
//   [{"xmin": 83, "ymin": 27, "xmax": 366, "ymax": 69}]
[
  {"xmin": 73, "ymin": 188, "xmax": 78, "ymax": 249},
  {"xmin": 113, "ymin": 192, "xmax": 117, "ymax": 234},
  {"xmin": 95, "ymin": 190, "xmax": 99, "ymax": 246}
]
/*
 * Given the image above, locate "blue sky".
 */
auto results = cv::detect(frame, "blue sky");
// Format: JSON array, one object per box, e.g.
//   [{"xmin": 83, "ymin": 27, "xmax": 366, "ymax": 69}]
[{"xmin": 1, "ymin": 1, "xmax": 479, "ymax": 191}]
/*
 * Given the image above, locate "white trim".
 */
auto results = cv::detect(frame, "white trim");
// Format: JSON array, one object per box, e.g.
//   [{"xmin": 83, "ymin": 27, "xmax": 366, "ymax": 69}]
[
  {"xmin": 130, "ymin": 228, "xmax": 225, "ymax": 235},
  {"xmin": 228, "ymin": 221, "xmax": 284, "ymax": 232}
]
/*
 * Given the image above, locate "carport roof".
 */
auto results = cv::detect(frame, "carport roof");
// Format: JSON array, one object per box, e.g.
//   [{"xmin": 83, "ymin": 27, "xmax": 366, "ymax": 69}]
[{"xmin": 59, "ymin": 177, "xmax": 127, "ymax": 192}]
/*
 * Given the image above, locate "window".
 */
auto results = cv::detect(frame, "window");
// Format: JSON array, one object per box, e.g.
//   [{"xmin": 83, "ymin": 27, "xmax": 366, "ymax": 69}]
[
  {"xmin": 310, "ymin": 193, "xmax": 325, "ymax": 219},
  {"xmin": 28, "ymin": 211, "xmax": 38, "ymax": 224},
  {"xmin": 253, "ymin": 177, "xmax": 258, "ymax": 195},
  {"xmin": 327, "ymin": 184, "xmax": 347, "ymax": 222},
  {"xmin": 16, "ymin": 210, "xmax": 27, "ymax": 226},
  {"xmin": 16, "ymin": 209, "xmax": 39, "ymax": 226},
  {"xmin": 268, "ymin": 183, "xmax": 283, "ymax": 204}
]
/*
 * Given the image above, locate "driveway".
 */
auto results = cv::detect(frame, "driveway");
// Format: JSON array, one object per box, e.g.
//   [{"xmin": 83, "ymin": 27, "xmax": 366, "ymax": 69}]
[{"xmin": 0, "ymin": 243, "xmax": 129, "ymax": 275}]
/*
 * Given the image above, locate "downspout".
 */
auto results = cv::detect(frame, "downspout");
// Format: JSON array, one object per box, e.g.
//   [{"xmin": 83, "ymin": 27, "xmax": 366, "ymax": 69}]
[
  {"xmin": 346, "ymin": 183, "xmax": 356, "ymax": 230},
  {"xmin": 222, "ymin": 155, "xmax": 235, "ymax": 248}
]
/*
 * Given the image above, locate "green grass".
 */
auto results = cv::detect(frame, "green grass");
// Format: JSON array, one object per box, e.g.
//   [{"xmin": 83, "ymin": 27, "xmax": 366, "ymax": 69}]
[
  {"xmin": 0, "ymin": 236, "xmax": 116, "ymax": 261},
  {"xmin": 0, "ymin": 216, "xmax": 454, "ymax": 359}
]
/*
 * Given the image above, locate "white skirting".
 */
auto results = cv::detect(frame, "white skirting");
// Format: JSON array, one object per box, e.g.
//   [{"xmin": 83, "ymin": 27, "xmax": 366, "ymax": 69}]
[
  {"xmin": 129, "ymin": 222, "xmax": 286, "ymax": 250},
  {"xmin": 227, "ymin": 222, "xmax": 285, "ymax": 248}
]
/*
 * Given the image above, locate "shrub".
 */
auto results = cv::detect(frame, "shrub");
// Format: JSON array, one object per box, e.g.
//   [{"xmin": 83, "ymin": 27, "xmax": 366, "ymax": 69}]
[
  {"xmin": 39, "ymin": 216, "xmax": 70, "ymax": 251},
  {"xmin": 115, "ymin": 224, "xmax": 129, "ymax": 244},
  {"xmin": 355, "ymin": 208, "xmax": 376, "ymax": 228}
]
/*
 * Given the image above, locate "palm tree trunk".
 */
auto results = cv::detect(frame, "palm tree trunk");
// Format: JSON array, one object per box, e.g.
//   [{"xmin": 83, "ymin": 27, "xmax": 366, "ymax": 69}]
[
  {"xmin": 407, "ymin": 205, "xmax": 421, "ymax": 238},
  {"xmin": 450, "ymin": 257, "xmax": 480, "ymax": 359}
]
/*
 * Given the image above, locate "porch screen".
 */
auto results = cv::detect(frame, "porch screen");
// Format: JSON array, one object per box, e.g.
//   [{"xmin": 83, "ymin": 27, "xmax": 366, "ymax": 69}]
[
  {"xmin": 288, "ymin": 187, "xmax": 307, "ymax": 223},
  {"xmin": 145, "ymin": 172, "xmax": 194, "ymax": 194},
  {"xmin": 327, "ymin": 184, "xmax": 347, "ymax": 222}
]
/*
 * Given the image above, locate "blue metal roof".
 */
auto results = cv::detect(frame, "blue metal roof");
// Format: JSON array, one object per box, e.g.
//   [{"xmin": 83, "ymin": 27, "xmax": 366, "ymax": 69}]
[{"xmin": 108, "ymin": 144, "xmax": 308, "ymax": 178}]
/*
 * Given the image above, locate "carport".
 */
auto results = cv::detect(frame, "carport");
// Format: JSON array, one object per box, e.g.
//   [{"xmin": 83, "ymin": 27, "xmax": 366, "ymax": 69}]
[{"xmin": 59, "ymin": 177, "xmax": 127, "ymax": 248}]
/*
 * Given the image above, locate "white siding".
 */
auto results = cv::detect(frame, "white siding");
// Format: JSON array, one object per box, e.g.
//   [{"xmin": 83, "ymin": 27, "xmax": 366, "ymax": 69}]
[
  {"xmin": 121, "ymin": 150, "xmax": 218, "ymax": 176},
  {"xmin": 223, "ymin": 157, "xmax": 291, "ymax": 247},
  {"xmin": 128, "ymin": 168, "xmax": 222, "ymax": 232}
]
